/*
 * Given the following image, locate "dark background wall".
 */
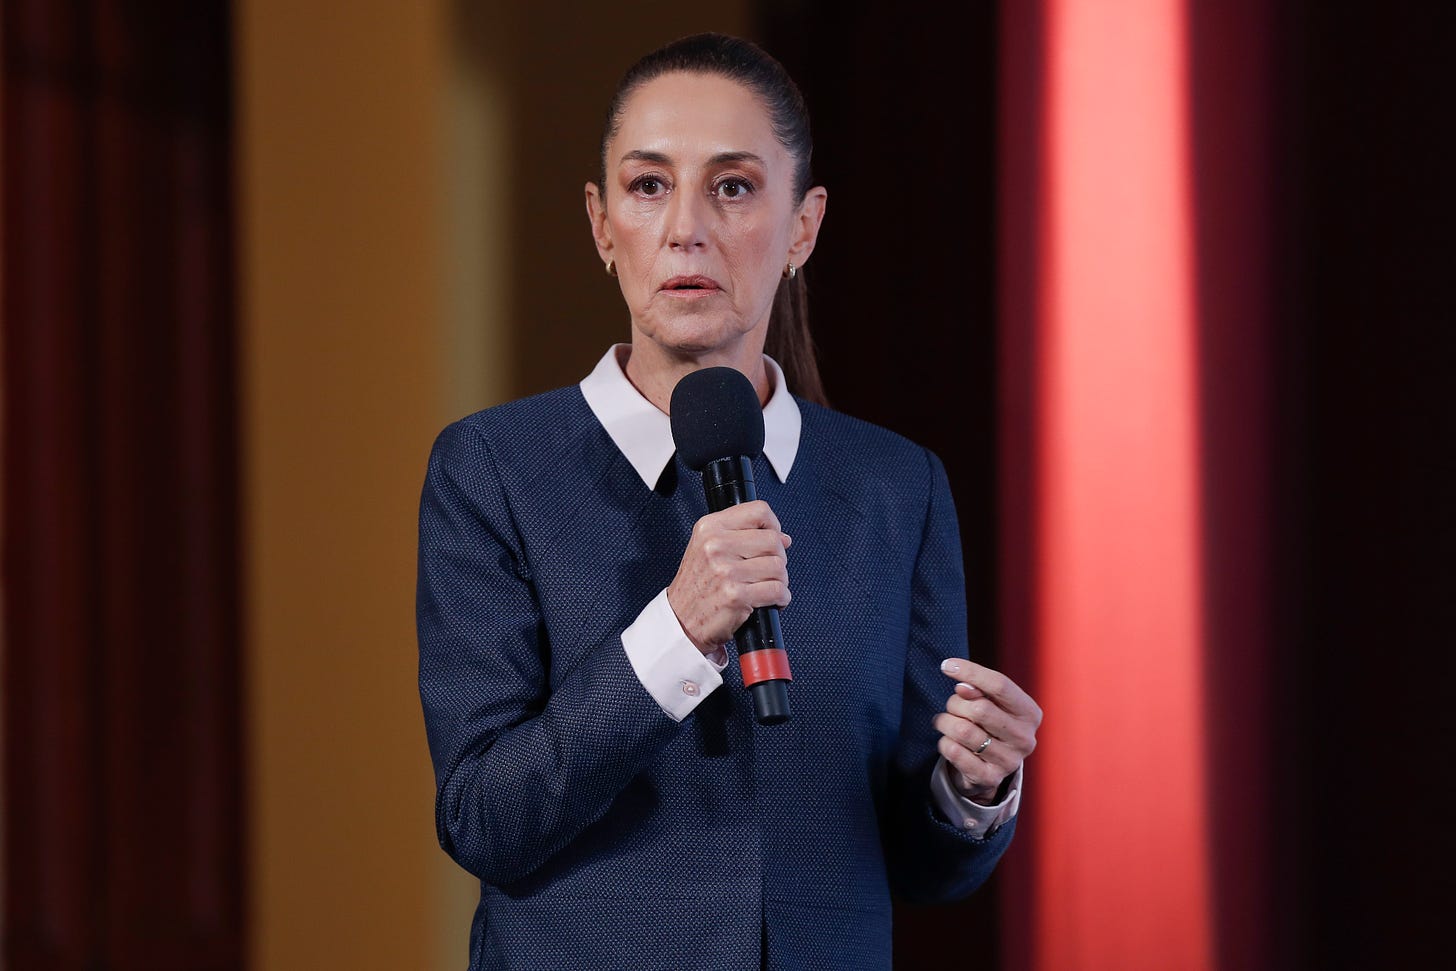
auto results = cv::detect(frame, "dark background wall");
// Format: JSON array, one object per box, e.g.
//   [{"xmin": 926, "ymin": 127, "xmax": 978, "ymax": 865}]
[{"xmin": 1270, "ymin": 4, "xmax": 1454, "ymax": 966}]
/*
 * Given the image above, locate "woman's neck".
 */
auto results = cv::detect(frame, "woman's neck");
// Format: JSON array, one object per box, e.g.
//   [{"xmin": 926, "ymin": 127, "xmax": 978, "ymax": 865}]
[{"xmin": 623, "ymin": 338, "xmax": 772, "ymax": 414}]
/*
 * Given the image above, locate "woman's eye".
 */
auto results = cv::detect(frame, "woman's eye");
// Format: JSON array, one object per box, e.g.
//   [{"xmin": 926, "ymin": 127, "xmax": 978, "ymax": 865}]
[
  {"xmin": 632, "ymin": 177, "xmax": 664, "ymax": 196},
  {"xmin": 715, "ymin": 178, "xmax": 753, "ymax": 200}
]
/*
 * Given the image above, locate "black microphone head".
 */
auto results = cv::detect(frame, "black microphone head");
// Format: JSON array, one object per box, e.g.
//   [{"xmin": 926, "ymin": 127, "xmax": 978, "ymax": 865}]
[{"xmin": 670, "ymin": 366, "xmax": 765, "ymax": 470}]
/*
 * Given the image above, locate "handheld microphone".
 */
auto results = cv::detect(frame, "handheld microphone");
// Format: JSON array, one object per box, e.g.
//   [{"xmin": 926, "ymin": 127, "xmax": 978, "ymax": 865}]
[{"xmin": 670, "ymin": 366, "xmax": 792, "ymax": 726}]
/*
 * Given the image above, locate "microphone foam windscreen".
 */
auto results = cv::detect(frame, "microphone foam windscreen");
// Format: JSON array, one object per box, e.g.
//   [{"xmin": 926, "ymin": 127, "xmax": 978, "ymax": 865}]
[{"xmin": 670, "ymin": 366, "xmax": 766, "ymax": 470}]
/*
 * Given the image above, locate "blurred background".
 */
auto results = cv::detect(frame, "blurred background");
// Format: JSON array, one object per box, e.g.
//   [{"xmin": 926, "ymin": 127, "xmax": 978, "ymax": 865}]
[{"xmin": 2, "ymin": 1, "xmax": 1451, "ymax": 968}]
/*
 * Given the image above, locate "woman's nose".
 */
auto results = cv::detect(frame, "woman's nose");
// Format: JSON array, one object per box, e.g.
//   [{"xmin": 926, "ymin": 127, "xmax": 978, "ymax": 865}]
[{"xmin": 665, "ymin": 188, "xmax": 709, "ymax": 250}]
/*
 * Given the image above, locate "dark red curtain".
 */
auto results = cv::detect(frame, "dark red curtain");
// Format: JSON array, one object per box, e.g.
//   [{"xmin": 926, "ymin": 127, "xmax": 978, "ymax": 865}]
[{"xmin": 2, "ymin": 2, "xmax": 244, "ymax": 968}]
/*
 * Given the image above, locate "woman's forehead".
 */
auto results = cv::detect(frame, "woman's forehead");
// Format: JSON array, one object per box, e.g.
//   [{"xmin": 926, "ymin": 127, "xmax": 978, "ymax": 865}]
[{"xmin": 610, "ymin": 72, "xmax": 784, "ymax": 166}]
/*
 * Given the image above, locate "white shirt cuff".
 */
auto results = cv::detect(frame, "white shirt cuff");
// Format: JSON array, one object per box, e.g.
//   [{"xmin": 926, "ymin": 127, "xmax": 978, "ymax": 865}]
[
  {"xmin": 620, "ymin": 588, "xmax": 727, "ymax": 722},
  {"xmin": 929, "ymin": 757, "xmax": 1022, "ymax": 836}
]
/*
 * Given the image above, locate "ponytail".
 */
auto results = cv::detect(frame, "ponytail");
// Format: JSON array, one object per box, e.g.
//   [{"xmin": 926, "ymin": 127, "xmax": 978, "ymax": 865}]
[{"xmin": 766, "ymin": 265, "xmax": 827, "ymax": 406}]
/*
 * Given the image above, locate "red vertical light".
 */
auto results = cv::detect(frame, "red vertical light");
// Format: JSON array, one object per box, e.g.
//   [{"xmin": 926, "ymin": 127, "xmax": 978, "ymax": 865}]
[{"xmin": 1003, "ymin": 1, "xmax": 1213, "ymax": 968}]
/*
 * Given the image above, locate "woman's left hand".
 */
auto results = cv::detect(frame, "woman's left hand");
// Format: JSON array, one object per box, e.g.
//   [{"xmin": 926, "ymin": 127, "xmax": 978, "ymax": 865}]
[{"xmin": 933, "ymin": 659, "xmax": 1043, "ymax": 805}]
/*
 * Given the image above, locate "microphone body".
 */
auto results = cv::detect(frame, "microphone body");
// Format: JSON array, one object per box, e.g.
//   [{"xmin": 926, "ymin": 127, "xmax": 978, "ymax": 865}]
[
  {"xmin": 670, "ymin": 366, "xmax": 793, "ymax": 727},
  {"xmin": 701, "ymin": 456, "xmax": 791, "ymax": 725}
]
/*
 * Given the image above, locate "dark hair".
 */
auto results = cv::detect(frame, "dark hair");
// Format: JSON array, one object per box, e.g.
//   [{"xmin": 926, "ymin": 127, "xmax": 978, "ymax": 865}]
[{"xmin": 596, "ymin": 33, "xmax": 828, "ymax": 407}]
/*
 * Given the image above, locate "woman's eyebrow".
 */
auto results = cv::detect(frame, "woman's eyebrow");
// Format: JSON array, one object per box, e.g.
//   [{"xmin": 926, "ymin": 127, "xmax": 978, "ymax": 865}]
[
  {"xmin": 620, "ymin": 149, "xmax": 672, "ymax": 165},
  {"xmin": 708, "ymin": 151, "xmax": 766, "ymax": 167},
  {"xmin": 618, "ymin": 150, "xmax": 766, "ymax": 167}
]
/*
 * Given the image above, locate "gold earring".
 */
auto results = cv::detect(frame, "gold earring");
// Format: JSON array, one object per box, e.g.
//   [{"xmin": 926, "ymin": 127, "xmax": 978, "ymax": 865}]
[
  {"xmin": 783, "ymin": 262, "xmax": 797, "ymax": 280},
  {"xmin": 605, "ymin": 259, "xmax": 617, "ymax": 277}
]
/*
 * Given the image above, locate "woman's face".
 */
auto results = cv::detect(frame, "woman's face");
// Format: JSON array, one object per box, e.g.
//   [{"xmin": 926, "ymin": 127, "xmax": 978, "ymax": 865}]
[{"xmin": 586, "ymin": 72, "xmax": 826, "ymax": 361}]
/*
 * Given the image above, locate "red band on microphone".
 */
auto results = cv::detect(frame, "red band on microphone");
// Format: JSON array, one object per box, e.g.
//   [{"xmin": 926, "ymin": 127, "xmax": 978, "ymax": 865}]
[{"xmin": 739, "ymin": 648, "xmax": 792, "ymax": 686}]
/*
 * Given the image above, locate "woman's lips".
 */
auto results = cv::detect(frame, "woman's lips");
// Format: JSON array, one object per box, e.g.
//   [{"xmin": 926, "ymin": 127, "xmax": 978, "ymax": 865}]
[{"xmin": 660, "ymin": 274, "xmax": 722, "ymax": 298}]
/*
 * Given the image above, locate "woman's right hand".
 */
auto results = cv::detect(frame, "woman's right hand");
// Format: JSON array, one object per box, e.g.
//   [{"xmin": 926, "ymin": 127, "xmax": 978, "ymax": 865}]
[{"xmin": 666, "ymin": 500, "xmax": 792, "ymax": 656}]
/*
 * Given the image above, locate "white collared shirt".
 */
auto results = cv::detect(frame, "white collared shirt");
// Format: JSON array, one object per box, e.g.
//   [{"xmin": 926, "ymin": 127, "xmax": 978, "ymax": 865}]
[{"xmin": 580, "ymin": 344, "xmax": 1020, "ymax": 834}]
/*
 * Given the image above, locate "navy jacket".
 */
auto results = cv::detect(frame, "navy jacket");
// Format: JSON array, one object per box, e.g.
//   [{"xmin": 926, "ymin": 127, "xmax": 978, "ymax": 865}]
[{"xmin": 417, "ymin": 387, "xmax": 1014, "ymax": 970}]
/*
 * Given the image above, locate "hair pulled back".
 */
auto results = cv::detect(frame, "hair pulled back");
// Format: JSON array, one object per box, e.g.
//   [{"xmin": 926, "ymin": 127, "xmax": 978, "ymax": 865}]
[{"xmin": 597, "ymin": 33, "xmax": 827, "ymax": 407}]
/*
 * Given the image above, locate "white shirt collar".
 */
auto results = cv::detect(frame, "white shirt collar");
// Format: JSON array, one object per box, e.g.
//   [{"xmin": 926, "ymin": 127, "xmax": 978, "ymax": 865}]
[{"xmin": 579, "ymin": 343, "xmax": 802, "ymax": 489}]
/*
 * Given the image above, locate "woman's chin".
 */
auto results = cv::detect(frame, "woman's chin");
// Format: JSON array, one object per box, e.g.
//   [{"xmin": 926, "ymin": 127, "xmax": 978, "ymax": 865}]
[{"xmin": 635, "ymin": 313, "xmax": 753, "ymax": 358}]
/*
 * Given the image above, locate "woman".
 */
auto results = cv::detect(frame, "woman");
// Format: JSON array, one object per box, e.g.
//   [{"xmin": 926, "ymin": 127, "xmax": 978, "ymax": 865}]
[{"xmin": 417, "ymin": 33, "xmax": 1041, "ymax": 970}]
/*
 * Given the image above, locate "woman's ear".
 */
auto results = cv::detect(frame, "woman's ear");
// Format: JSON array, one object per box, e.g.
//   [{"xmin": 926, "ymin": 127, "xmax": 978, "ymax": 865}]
[
  {"xmin": 787, "ymin": 186, "xmax": 828, "ymax": 268},
  {"xmin": 585, "ymin": 181, "xmax": 614, "ymax": 265}
]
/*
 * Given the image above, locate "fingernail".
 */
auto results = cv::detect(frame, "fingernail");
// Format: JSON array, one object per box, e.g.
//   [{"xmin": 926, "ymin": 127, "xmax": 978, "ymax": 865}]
[
  {"xmin": 940, "ymin": 659, "xmax": 961, "ymax": 675},
  {"xmin": 956, "ymin": 681, "xmax": 974, "ymax": 691}
]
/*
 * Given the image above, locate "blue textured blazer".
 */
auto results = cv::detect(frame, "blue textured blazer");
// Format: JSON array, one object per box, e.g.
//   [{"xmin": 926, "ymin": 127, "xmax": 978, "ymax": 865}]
[{"xmin": 417, "ymin": 386, "xmax": 1014, "ymax": 970}]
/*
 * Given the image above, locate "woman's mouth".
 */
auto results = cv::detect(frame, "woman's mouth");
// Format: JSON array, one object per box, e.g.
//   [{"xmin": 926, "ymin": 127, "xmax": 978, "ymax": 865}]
[{"xmin": 660, "ymin": 275, "xmax": 722, "ymax": 297}]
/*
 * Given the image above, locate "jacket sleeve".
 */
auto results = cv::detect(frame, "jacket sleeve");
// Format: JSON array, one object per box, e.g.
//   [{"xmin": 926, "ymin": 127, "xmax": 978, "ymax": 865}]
[
  {"xmin": 416, "ymin": 420, "xmax": 684, "ymax": 886},
  {"xmin": 880, "ymin": 448, "xmax": 1016, "ymax": 903}
]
